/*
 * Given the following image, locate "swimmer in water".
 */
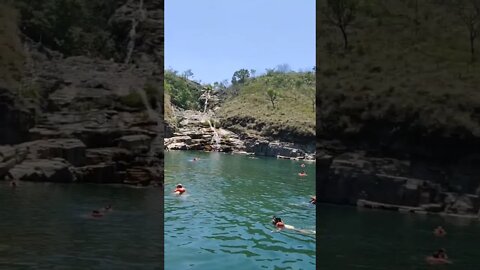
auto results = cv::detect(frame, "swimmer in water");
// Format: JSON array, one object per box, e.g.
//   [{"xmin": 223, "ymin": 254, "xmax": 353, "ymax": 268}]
[
  {"xmin": 10, "ymin": 180, "xmax": 17, "ymax": 188},
  {"xmin": 91, "ymin": 210, "xmax": 103, "ymax": 218},
  {"xmin": 432, "ymin": 248, "xmax": 448, "ymax": 259},
  {"xmin": 309, "ymin": 196, "xmax": 316, "ymax": 205},
  {"xmin": 272, "ymin": 216, "xmax": 316, "ymax": 235},
  {"xmin": 272, "ymin": 216, "xmax": 295, "ymax": 230},
  {"xmin": 299, "ymin": 171, "xmax": 307, "ymax": 176},
  {"xmin": 433, "ymin": 226, "xmax": 446, "ymax": 237},
  {"xmin": 174, "ymin": 184, "xmax": 186, "ymax": 195}
]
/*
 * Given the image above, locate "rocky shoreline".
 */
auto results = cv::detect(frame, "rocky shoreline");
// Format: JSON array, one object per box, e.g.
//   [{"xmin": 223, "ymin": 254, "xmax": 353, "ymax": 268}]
[
  {"xmin": 317, "ymin": 140, "xmax": 480, "ymax": 218},
  {"xmin": 164, "ymin": 109, "xmax": 316, "ymax": 161}
]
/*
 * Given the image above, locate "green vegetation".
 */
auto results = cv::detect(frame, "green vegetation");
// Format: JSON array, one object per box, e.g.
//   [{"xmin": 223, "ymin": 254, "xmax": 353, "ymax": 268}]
[
  {"xmin": 0, "ymin": 4, "xmax": 25, "ymax": 89},
  {"xmin": 219, "ymin": 70, "xmax": 315, "ymax": 141},
  {"xmin": 165, "ymin": 69, "xmax": 203, "ymax": 110},
  {"xmin": 318, "ymin": 0, "xmax": 480, "ymax": 142},
  {"xmin": 164, "ymin": 66, "xmax": 315, "ymax": 142},
  {"xmin": 11, "ymin": 0, "xmax": 125, "ymax": 60}
]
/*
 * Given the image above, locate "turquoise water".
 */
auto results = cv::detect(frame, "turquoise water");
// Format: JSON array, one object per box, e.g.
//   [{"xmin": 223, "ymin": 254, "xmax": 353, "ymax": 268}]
[
  {"xmin": 0, "ymin": 183, "xmax": 162, "ymax": 269},
  {"xmin": 319, "ymin": 204, "xmax": 480, "ymax": 269},
  {"xmin": 164, "ymin": 151, "xmax": 316, "ymax": 270}
]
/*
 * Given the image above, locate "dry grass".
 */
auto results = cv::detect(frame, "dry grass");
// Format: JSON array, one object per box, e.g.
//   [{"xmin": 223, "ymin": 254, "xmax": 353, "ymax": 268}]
[{"xmin": 318, "ymin": 0, "xmax": 480, "ymax": 139}]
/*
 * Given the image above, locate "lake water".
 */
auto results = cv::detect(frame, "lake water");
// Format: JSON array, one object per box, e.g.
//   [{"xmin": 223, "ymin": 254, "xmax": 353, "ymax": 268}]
[
  {"xmin": 319, "ymin": 204, "xmax": 480, "ymax": 269},
  {"xmin": 164, "ymin": 151, "xmax": 316, "ymax": 270},
  {"xmin": 0, "ymin": 182, "xmax": 162, "ymax": 269}
]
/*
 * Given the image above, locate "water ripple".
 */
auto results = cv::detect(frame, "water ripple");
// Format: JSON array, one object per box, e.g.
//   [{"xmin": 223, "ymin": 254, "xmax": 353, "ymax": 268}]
[{"xmin": 165, "ymin": 151, "xmax": 316, "ymax": 270}]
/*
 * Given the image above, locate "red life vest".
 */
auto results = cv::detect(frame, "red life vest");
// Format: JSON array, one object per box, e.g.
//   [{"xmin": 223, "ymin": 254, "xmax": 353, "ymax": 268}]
[
  {"xmin": 175, "ymin": 187, "xmax": 186, "ymax": 194},
  {"xmin": 91, "ymin": 212, "xmax": 103, "ymax": 218},
  {"xmin": 276, "ymin": 222, "xmax": 285, "ymax": 228}
]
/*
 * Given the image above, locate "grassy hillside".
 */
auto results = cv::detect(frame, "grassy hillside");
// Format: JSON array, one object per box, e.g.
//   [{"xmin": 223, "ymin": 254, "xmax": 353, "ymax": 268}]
[
  {"xmin": 0, "ymin": 4, "xmax": 25, "ymax": 89},
  {"xmin": 318, "ymin": 0, "xmax": 480, "ymax": 156},
  {"xmin": 219, "ymin": 71, "xmax": 315, "ymax": 142}
]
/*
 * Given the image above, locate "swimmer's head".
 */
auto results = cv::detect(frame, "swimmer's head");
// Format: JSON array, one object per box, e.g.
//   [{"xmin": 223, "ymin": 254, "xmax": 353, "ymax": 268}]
[
  {"xmin": 176, "ymin": 184, "xmax": 183, "ymax": 188},
  {"xmin": 272, "ymin": 217, "xmax": 282, "ymax": 224}
]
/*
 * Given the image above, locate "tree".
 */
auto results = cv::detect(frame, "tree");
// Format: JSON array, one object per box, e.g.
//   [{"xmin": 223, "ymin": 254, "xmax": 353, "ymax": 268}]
[
  {"xmin": 276, "ymin": 63, "xmax": 291, "ymax": 73},
  {"xmin": 452, "ymin": 0, "xmax": 480, "ymax": 62},
  {"xmin": 182, "ymin": 69, "xmax": 194, "ymax": 79},
  {"xmin": 231, "ymin": 69, "xmax": 250, "ymax": 85},
  {"xmin": 266, "ymin": 88, "xmax": 278, "ymax": 109},
  {"xmin": 265, "ymin": 78, "xmax": 280, "ymax": 109},
  {"xmin": 323, "ymin": 0, "xmax": 357, "ymax": 51},
  {"xmin": 250, "ymin": 69, "xmax": 256, "ymax": 77},
  {"xmin": 265, "ymin": 68, "xmax": 276, "ymax": 76}
]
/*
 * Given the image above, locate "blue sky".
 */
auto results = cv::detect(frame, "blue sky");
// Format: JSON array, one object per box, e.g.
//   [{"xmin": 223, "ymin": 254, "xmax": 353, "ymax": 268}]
[{"xmin": 165, "ymin": 0, "xmax": 315, "ymax": 84}]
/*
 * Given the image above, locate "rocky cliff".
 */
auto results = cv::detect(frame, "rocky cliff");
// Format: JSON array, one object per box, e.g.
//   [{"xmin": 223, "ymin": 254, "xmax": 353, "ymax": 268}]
[
  {"xmin": 317, "ymin": 0, "xmax": 480, "ymax": 215},
  {"xmin": 0, "ymin": 1, "xmax": 163, "ymax": 186},
  {"xmin": 164, "ymin": 70, "xmax": 316, "ymax": 160}
]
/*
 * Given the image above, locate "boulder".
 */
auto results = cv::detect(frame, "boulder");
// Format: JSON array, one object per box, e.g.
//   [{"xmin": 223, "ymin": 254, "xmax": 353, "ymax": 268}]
[
  {"xmin": 124, "ymin": 166, "xmax": 159, "ymax": 186},
  {"xmin": 85, "ymin": 147, "xmax": 133, "ymax": 165},
  {"xmin": 9, "ymin": 158, "xmax": 74, "ymax": 182},
  {"xmin": 0, "ymin": 158, "xmax": 17, "ymax": 180},
  {"xmin": 167, "ymin": 142, "xmax": 188, "ymax": 150},
  {"xmin": 116, "ymin": 134, "xmax": 152, "ymax": 153},
  {"xmin": 74, "ymin": 162, "xmax": 119, "ymax": 183},
  {"xmin": 17, "ymin": 139, "xmax": 86, "ymax": 166},
  {"xmin": 247, "ymin": 140, "xmax": 305, "ymax": 158},
  {"xmin": 317, "ymin": 153, "xmax": 433, "ymax": 207},
  {"xmin": 0, "ymin": 145, "xmax": 16, "ymax": 163}
]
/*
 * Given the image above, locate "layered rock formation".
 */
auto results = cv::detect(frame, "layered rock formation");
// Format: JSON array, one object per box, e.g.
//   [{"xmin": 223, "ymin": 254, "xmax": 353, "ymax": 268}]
[
  {"xmin": 164, "ymin": 107, "xmax": 316, "ymax": 160},
  {"xmin": 317, "ymin": 142, "xmax": 480, "ymax": 216},
  {"xmin": 164, "ymin": 109, "xmax": 245, "ymax": 152},
  {"xmin": 0, "ymin": 1, "xmax": 163, "ymax": 185}
]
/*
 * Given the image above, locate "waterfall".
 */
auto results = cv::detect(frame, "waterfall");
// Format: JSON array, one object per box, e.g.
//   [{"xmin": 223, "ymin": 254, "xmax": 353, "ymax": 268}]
[
  {"xmin": 207, "ymin": 119, "xmax": 221, "ymax": 150},
  {"xmin": 124, "ymin": 0, "xmax": 144, "ymax": 65}
]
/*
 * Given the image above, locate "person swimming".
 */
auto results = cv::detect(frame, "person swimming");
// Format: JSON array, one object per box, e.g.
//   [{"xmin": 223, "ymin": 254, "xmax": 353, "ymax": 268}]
[
  {"xmin": 10, "ymin": 180, "xmax": 17, "ymax": 188},
  {"xmin": 272, "ymin": 216, "xmax": 285, "ymax": 228},
  {"xmin": 433, "ymin": 226, "xmax": 446, "ymax": 237},
  {"xmin": 272, "ymin": 216, "xmax": 296, "ymax": 230},
  {"xmin": 174, "ymin": 184, "xmax": 186, "ymax": 195},
  {"xmin": 271, "ymin": 216, "xmax": 316, "ymax": 235},
  {"xmin": 426, "ymin": 248, "xmax": 451, "ymax": 265},
  {"xmin": 298, "ymin": 171, "xmax": 307, "ymax": 176},
  {"xmin": 91, "ymin": 210, "xmax": 103, "ymax": 218},
  {"xmin": 309, "ymin": 196, "xmax": 316, "ymax": 205},
  {"xmin": 432, "ymin": 248, "xmax": 448, "ymax": 260}
]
